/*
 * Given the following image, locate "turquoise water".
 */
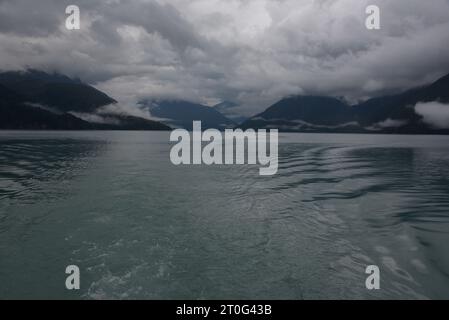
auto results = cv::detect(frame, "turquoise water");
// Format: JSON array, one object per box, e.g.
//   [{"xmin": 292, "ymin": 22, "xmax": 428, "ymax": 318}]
[{"xmin": 0, "ymin": 131, "xmax": 449, "ymax": 299}]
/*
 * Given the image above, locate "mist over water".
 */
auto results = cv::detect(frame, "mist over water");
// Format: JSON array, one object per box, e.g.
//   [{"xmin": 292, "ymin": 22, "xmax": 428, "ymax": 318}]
[{"xmin": 1, "ymin": 131, "xmax": 449, "ymax": 299}]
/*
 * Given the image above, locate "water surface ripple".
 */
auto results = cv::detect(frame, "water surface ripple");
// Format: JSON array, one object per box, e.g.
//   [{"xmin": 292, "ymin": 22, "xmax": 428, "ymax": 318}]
[{"xmin": 1, "ymin": 131, "xmax": 449, "ymax": 299}]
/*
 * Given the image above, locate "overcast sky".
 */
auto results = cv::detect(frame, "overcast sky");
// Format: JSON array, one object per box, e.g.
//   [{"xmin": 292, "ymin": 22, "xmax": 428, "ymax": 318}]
[{"xmin": 1, "ymin": 0, "xmax": 449, "ymax": 116}]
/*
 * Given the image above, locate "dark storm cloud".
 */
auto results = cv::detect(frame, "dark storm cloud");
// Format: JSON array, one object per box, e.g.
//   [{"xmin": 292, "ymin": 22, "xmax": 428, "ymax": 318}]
[
  {"xmin": 106, "ymin": 1, "xmax": 203, "ymax": 51},
  {"xmin": 1, "ymin": 0, "xmax": 449, "ymax": 116},
  {"xmin": 0, "ymin": 0, "xmax": 62, "ymax": 36}
]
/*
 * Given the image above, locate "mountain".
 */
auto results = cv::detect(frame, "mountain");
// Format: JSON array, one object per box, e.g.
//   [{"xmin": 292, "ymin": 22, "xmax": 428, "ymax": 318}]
[
  {"xmin": 5, "ymin": 69, "xmax": 448, "ymax": 133},
  {"xmin": 140, "ymin": 99, "xmax": 236, "ymax": 130},
  {"xmin": 0, "ymin": 69, "xmax": 116, "ymax": 113},
  {"xmin": 354, "ymin": 73, "xmax": 449, "ymax": 132},
  {"xmin": 241, "ymin": 73, "xmax": 449, "ymax": 134},
  {"xmin": 213, "ymin": 101, "xmax": 248, "ymax": 124},
  {"xmin": 0, "ymin": 70, "xmax": 171, "ymax": 130},
  {"xmin": 0, "ymin": 83, "xmax": 94, "ymax": 130},
  {"xmin": 241, "ymin": 96, "xmax": 358, "ymax": 132}
]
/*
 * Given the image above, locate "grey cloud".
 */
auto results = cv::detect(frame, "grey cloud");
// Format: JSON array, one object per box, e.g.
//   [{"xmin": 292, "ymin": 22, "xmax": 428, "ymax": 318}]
[
  {"xmin": 1, "ymin": 0, "xmax": 449, "ymax": 117},
  {"xmin": 106, "ymin": 1, "xmax": 203, "ymax": 51},
  {"xmin": 0, "ymin": 0, "xmax": 64, "ymax": 36}
]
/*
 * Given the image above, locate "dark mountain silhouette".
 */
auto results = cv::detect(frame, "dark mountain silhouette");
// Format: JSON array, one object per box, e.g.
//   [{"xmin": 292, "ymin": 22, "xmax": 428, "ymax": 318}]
[
  {"xmin": 241, "ymin": 73, "xmax": 449, "ymax": 134},
  {"xmin": 140, "ymin": 99, "xmax": 235, "ymax": 130},
  {"xmin": 0, "ymin": 70, "xmax": 171, "ymax": 130},
  {"xmin": 0, "ymin": 83, "xmax": 94, "ymax": 129},
  {"xmin": 0, "ymin": 69, "xmax": 116, "ymax": 113},
  {"xmin": 4, "ymin": 69, "xmax": 449, "ymax": 133},
  {"xmin": 355, "ymin": 73, "xmax": 449, "ymax": 130}
]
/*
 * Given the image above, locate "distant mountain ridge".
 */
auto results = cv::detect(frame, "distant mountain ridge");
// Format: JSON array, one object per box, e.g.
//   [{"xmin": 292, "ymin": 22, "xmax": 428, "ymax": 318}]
[
  {"xmin": 3, "ymin": 69, "xmax": 449, "ymax": 134},
  {"xmin": 0, "ymin": 69, "xmax": 116, "ymax": 113},
  {"xmin": 213, "ymin": 101, "xmax": 248, "ymax": 124},
  {"xmin": 241, "ymin": 73, "xmax": 449, "ymax": 134},
  {"xmin": 0, "ymin": 70, "xmax": 170, "ymax": 130},
  {"xmin": 140, "ymin": 99, "xmax": 236, "ymax": 130}
]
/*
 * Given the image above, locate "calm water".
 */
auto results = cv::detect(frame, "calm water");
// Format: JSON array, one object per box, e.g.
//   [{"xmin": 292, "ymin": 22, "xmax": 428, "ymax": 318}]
[{"xmin": 0, "ymin": 131, "xmax": 449, "ymax": 299}]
